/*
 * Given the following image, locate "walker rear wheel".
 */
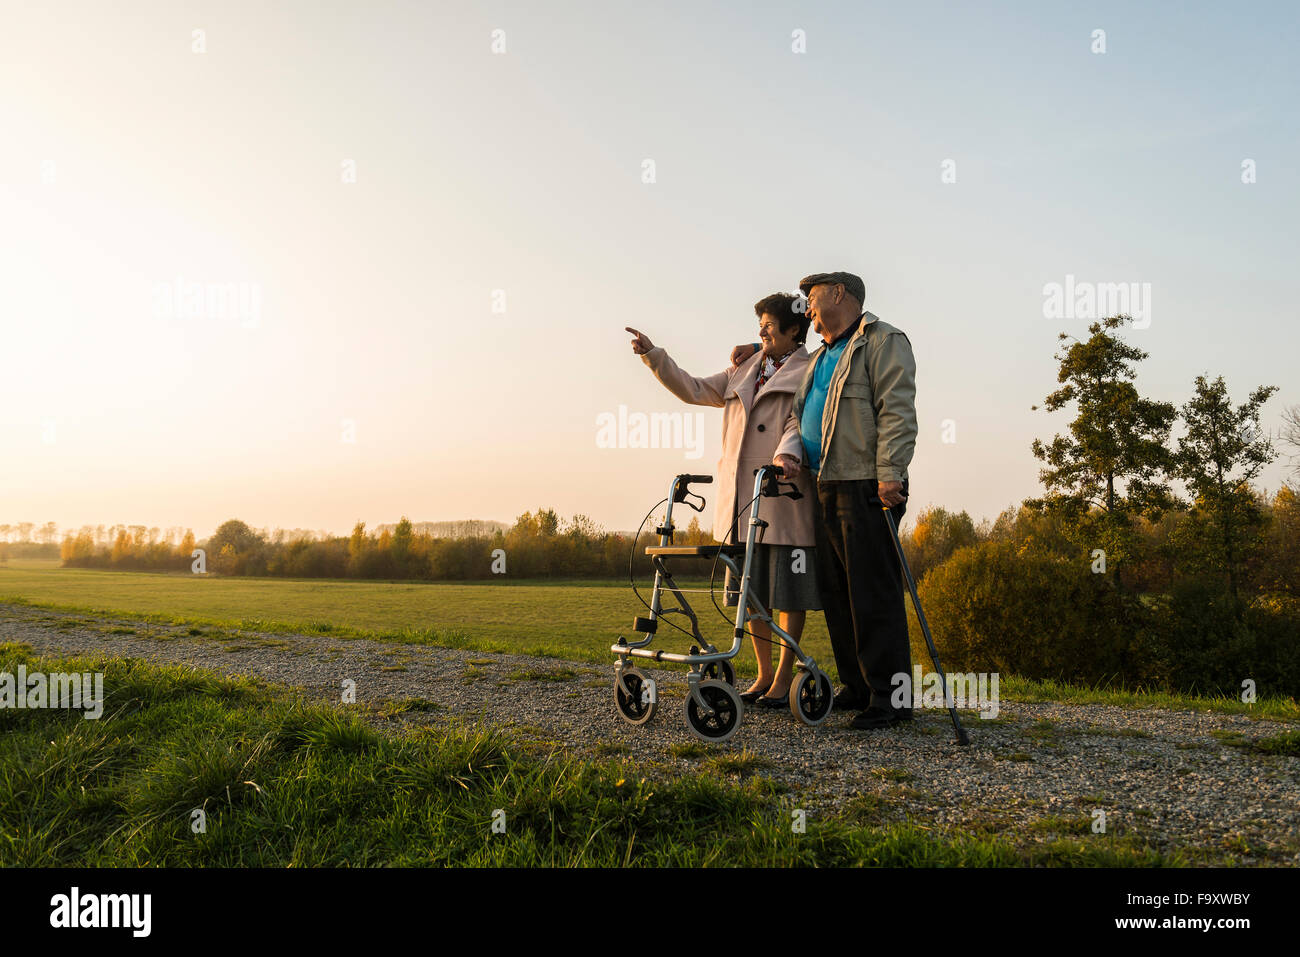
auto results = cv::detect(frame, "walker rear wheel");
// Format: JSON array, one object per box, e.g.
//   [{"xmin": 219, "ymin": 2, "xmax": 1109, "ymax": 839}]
[
  {"xmin": 684, "ymin": 679, "xmax": 742, "ymax": 742},
  {"xmin": 614, "ymin": 667, "xmax": 657, "ymax": 725},
  {"xmin": 790, "ymin": 668, "xmax": 834, "ymax": 726}
]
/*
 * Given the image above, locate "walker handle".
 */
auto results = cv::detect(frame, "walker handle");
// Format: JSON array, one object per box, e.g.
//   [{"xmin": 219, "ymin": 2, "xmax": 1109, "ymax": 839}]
[
  {"xmin": 673, "ymin": 474, "xmax": 712, "ymax": 510},
  {"xmin": 754, "ymin": 466, "xmax": 802, "ymax": 500}
]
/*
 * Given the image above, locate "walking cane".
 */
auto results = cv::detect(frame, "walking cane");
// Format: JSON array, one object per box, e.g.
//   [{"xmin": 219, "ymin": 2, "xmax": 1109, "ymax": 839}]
[{"xmin": 881, "ymin": 506, "xmax": 971, "ymax": 746}]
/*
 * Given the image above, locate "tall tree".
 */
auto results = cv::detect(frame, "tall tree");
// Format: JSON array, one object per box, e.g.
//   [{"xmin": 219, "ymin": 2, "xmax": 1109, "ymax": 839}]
[
  {"xmin": 905, "ymin": 506, "xmax": 980, "ymax": 582},
  {"xmin": 1029, "ymin": 315, "xmax": 1177, "ymax": 584},
  {"xmin": 347, "ymin": 521, "xmax": 368, "ymax": 575},
  {"xmin": 1280, "ymin": 404, "xmax": 1300, "ymax": 481},
  {"xmin": 391, "ymin": 517, "xmax": 414, "ymax": 575},
  {"xmin": 207, "ymin": 520, "xmax": 264, "ymax": 557},
  {"xmin": 1262, "ymin": 485, "xmax": 1300, "ymax": 595},
  {"xmin": 1172, "ymin": 375, "xmax": 1278, "ymax": 604}
]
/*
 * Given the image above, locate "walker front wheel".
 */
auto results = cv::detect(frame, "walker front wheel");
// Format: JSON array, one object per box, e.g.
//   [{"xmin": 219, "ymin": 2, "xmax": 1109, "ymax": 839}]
[
  {"xmin": 790, "ymin": 668, "xmax": 834, "ymax": 726},
  {"xmin": 684, "ymin": 679, "xmax": 742, "ymax": 742},
  {"xmin": 614, "ymin": 667, "xmax": 657, "ymax": 726},
  {"xmin": 700, "ymin": 659, "xmax": 735, "ymax": 686}
]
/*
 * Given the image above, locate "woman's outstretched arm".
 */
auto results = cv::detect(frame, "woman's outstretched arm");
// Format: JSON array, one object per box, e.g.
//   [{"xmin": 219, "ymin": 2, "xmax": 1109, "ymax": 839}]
[{"xmin": 627, "ymin": 327, "xmax": 728, "ymax": 408}]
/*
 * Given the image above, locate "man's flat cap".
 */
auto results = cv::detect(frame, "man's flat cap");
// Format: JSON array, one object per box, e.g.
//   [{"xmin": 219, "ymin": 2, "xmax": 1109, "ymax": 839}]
[{"xmin": 799, "ymin": 271, "xmax": 865, "ymax": 304}]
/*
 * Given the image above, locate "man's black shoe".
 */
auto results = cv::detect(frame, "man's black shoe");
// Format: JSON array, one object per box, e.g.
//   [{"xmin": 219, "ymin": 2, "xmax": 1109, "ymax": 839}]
[
  {"xmin": 851, "ymin": 706, "xmax": 906, "ymax": 730},
  {"xmin": 833, "ymin": 688, "xmax": 868, "ymax": 711}
]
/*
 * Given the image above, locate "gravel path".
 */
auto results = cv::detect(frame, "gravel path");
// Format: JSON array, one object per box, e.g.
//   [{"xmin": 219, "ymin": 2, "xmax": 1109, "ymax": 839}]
[{"xmin": 3, "ymin": 601, "xmax": 1297, "ymax": 864}]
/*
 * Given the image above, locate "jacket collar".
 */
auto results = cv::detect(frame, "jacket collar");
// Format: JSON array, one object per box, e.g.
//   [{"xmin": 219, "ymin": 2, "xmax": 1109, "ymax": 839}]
[
  {"xmin": 820, "ymin": 311, "xmax": 870, "ymax": 348},
  {"xmin": 795, "ymin": 312, "xmax": 881, "ymax": 405},
  {"xmin": 730, "ymin": 346, "xmax": 809, "ymax": 409},
  {"xmin": 757, "ymin": 346, "xmax": 809, "ymax": 392}
]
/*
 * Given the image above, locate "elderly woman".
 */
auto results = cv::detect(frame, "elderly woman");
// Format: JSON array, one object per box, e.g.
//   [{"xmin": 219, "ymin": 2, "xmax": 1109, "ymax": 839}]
[{"xmin": 625, "ymin": 293, "xmax": 820, "ymax": 707}]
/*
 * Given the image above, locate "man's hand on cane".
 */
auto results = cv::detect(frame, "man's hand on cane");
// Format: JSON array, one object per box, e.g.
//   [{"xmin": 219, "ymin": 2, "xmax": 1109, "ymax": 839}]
[{"xmin": 878, "ymin": 480, "xmax": 905, "ymax": 507}]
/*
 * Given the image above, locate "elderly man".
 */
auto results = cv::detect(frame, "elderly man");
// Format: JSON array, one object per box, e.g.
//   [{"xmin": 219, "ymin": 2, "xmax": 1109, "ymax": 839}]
[{"xmin": 732, "ymin": 271, "xmax": 918, "ymax": 729}]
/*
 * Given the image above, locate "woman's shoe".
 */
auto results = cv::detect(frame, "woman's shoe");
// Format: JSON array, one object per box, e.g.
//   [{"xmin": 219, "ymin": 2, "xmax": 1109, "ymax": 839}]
[
  {"xmin": 740, "ymin": 681, "xmax": 772, "ymax": 703},
  {"xmin": 756, "ymin": 692, "xmax": 789, "ymax": 708}
]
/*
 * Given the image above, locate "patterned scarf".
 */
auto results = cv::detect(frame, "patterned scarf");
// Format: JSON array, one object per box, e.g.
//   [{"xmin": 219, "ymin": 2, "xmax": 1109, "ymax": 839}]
[{"xmin": 755, "ymin": 349, "xmax": 795, "ymax": 392}]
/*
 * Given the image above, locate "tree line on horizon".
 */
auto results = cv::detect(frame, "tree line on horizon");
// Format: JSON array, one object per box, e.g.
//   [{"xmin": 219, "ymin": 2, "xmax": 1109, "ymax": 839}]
[{"xmin": 49, "ymin": 509, "xmax": 716, "ymax": 580}]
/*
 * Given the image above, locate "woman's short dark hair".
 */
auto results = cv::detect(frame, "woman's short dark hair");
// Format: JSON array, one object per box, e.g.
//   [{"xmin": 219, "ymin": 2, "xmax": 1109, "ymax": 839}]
[{"xmin": 753, "ymin": 292, "xmax": 810, "ymax": 345}]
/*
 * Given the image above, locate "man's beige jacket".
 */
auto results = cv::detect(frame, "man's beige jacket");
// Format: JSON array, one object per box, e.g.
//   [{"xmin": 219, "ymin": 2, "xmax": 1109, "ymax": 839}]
[{"xmin": 775, "ymin": 310, "xmax": 917, "ymax": 484}]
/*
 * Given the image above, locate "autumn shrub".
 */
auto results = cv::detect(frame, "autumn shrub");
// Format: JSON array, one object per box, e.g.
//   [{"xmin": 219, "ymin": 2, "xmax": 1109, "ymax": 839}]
[{"xmin": 917, "ymin": 540, "xmax": 1152, "ymax": 685}]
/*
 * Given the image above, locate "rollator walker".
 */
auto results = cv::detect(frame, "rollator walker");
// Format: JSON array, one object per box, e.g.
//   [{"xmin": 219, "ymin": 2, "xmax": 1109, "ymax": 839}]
[{"xmin": 611, "ymin": 466, "xmax": 834, "ymax": 742}]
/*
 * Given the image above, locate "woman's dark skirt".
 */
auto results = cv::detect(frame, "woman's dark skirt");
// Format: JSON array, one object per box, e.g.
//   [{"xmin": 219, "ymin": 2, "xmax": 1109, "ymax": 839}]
[{"xmin": 723, "ymin": 543, "xmax": 822, "ymax": 612}]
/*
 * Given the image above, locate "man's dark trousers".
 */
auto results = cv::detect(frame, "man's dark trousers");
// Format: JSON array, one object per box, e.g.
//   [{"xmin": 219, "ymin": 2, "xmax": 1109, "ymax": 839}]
[{"xmin": 814, "ymin": 478, "xmax": 911, "ymax": 713}]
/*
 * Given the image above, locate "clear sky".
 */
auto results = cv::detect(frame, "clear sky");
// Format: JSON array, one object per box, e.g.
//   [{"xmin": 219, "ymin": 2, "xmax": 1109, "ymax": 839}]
[{"xmin": 2, "ymin": 0, "xmax": 1297, "ymax": 539}]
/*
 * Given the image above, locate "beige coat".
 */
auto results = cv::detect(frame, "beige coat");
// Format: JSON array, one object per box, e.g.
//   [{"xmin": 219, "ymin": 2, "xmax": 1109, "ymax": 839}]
[
  {"xmin": 641, "ymin": 345, "xmax": 818, "ymax": 546},
  {"xmin": 775, "ymin": 311, "xmax": 918, "ymax": 483}
]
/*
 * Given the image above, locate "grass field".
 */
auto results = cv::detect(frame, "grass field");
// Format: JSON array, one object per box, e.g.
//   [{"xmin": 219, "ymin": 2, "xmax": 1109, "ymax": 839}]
[
  {"xmin": 0, "ymin": 559, "xmax": 837, "ymax": 675},
  {"xmin": 3, "ymin": 559, "xmax": 1296, "ymax": 719},
  {"xmin": 2, "ymin": 564, "xmax": 1295, "ymax": 867},
  {"xmin": 0, "ymin": 642, "xmax": 1186, "ymax": 866}
]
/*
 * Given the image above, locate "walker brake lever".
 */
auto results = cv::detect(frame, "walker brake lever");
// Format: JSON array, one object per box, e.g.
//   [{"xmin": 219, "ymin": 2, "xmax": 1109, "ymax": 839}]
[
  {"xmin": 757, "ymin": 469, "xmax": 803, "ymax": 501},
  {"xmin": 673, "ymin": 474, "xmax": 712, "ymax": 508}
]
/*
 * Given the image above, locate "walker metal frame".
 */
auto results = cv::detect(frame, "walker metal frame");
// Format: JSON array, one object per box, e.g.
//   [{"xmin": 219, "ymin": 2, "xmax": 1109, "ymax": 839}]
[{"xmin": 611, "ymin": 466, "xmax": 834, "ymax": 742}]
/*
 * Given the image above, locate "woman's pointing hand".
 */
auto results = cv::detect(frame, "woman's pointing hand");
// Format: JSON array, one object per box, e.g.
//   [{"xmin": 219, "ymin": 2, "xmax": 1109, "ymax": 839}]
[{"xmin": 626, "ymin": 327, "xmax": 654, "ymax": 355}]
